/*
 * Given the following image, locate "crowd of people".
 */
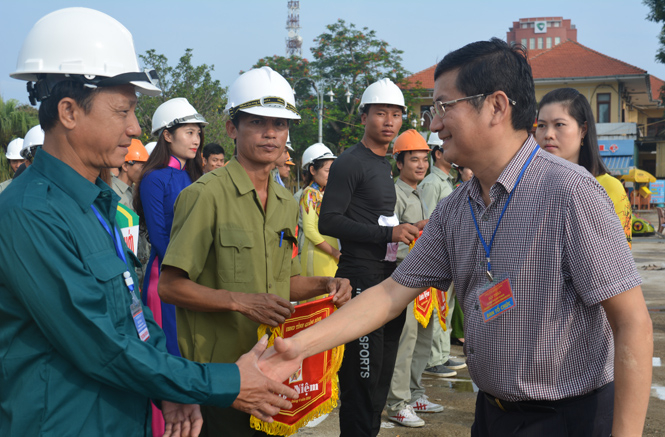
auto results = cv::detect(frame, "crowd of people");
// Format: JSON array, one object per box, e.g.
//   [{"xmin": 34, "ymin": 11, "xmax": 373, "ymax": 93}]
[{"xmin": 0, "ymin": 6, "xmax": 654, "ymax": 437}]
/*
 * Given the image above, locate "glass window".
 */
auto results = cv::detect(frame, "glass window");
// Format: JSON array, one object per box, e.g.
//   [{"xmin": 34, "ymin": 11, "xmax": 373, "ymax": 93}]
[
  {"xmin": 554, "ymin": 21, "xmax": 560, "ymax": 27},
  {"xmin": 546, "ymin": 37, "xmax": 552, "ymax": 49},
  {"xmin": 597, "ymin": 93, "xmax": 611, "ymax": 123},
  {"xmin": 521, "ymin": 38, "xmax": 527, "ymax": 48},
  {"xmin": 529, "ymin": 38, "xmax": 535, "ymax": 50},
  {"xmin": 554, "ymin": 37, "xmax": 561, "ymax": 45},
  {"xmin": 537, "ymin": 38, "xmax": 543, "ymax": 49},
  {"xmin": 647, "ymin": 117, "xmax": 665, "ymax": 137}
]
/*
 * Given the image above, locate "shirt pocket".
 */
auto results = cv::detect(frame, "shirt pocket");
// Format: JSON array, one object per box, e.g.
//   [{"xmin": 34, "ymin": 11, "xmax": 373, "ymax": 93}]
[
  {"xmin": 85, "ymin": 250, "xmax": 129, "ymax": 326},
  {"xmin": 274, "ymin": 227, "xmax": 297, "ymax": 283},
  {"xmin": 218, "ymin": 229, "xmax": 255, "ymax": 283}
]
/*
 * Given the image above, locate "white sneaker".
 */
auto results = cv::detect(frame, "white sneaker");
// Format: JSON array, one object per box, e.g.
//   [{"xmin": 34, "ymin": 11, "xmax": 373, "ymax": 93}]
[
  {"xmin": 305, "ymin": 413, "xmax": 329, "ymax": 427},
  {"xmin": 388, "ymin": 405, "xmax": 425, "ymax": 427},
  {"xmin": 410, "ymin": 394, "xmax": 444, "ymax": 413}
]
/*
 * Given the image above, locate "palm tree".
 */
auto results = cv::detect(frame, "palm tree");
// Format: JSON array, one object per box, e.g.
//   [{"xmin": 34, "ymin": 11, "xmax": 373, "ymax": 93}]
[{"xmin": 0, "ymin": 97, "xmax": 39, "ymax": 146}]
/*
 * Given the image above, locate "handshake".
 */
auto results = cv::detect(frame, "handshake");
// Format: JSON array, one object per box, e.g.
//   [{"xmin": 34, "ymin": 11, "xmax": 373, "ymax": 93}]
[
  {"xmin": 161, "ymin": 277, "xmax": 352, "ymax": 437},
  {"xmin": 161, "ymin": 331, "xmax": 310, "ymax": 437}
]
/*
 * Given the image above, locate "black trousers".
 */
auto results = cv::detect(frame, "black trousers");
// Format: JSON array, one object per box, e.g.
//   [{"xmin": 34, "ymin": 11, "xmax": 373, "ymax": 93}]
[
  {"xmin": 337, "ymin": 274, "xmax": 407, "ymax": 437},
  {"xmin": 200, "ymin": 406, "xmax": 271, "ymax": 437},
  {"xmin": 472, "ymin": 382, "xmax": 614, "ymax": 437}
]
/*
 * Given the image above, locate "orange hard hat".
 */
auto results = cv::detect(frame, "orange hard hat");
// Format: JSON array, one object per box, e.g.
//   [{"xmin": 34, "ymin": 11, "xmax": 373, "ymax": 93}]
[
  {"xmin": 285, "ymin": 152, "xmax": 295, "ymax": 166},
  {"xmin": 393, "ymin": 129, "xmax": 430, "ymax": 155},
  {"xmin": 126, "ymin": 139, "xmax": 149, "ymax": 162}
]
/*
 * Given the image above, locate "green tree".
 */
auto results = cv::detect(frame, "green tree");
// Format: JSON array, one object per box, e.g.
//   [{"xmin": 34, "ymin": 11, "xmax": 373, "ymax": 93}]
[
  {"xmin": 308, "ymin": 19, "xmax": 422, "ymax": 153},
  {"xmin": 137, "ymin": 49, "xmax": 234, "ymax": 155},
  {"xmin": 645, "ymin": 0, "xmax": 665, "ymax": 64},
  {"xmin": 0, "ymin": 97, "xmax": 39, "ymax": 147},
  {"xmin": 250, "ymin": 20, "xmax": 423, "ymax": 164},
  {"xmin": 0, "ymin": 97, "xmax": 39, "ymax": 181}
]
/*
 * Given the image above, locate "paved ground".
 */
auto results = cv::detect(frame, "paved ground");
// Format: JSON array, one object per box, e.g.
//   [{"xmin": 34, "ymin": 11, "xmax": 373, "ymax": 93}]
[{"xmin": 296, "ymin": 211, "xmax": 665, "ymax": 436}]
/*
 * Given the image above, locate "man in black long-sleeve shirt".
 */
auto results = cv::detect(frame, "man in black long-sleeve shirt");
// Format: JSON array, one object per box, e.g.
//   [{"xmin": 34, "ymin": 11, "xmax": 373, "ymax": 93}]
[{"xmin": 319, "ymin": 78, "xmax": 420, "ymax": 436}]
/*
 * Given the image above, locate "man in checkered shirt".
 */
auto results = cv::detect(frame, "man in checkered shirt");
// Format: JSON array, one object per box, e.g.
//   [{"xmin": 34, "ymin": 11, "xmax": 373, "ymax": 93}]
[{"xmin": 259, "ymin": 38, "xmax": 653, "ymax": 437}]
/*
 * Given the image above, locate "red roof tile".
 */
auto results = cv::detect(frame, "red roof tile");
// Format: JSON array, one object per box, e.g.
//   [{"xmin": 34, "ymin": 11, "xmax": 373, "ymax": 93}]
[
  {"xmin": 405, "ymin": 40, "xmax": 653, "ymax": 90},
  {"xmin": 650, "ymin": 75, "xmax": 664, "ymax": 102},
  {"xmin": 529, "ymin": 40, "xmax": 646, "ymax": 79},
  {"xmin": 405, "ymin": 64, "xmax": 436, "ymax": 89}
]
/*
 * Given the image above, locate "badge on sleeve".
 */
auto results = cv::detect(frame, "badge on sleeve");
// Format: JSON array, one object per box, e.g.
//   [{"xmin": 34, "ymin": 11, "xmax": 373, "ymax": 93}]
[{"xmin": 478, "ymin": 277, "xmax": 515, "ymax": 322}]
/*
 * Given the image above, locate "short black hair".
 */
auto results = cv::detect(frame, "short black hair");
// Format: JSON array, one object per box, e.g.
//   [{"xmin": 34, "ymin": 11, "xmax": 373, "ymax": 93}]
[
  {"xmin": 430, "ymin": 146, "xmax": 442, "ymax": 163},
  {"xmin": 203, "ymin": 143, "xmax": 225, "ymax": 159},
  {"xmin": 230, "ymin": 111, "xmax": 244, "ymax": 129},
  {"xmin": 361, "ymin": 103, "xmax": 404, "ymax": 117},
  {"xmin": 38, "ymin": 80, "xmax": 98, "ymax": 131},
  {"xmin": 434, "ymin": 38, "xmax": 536, "ymax": 133},
  {"xmin": 538, "ymin": 88, "xmax": 607, "ymax": 177}
]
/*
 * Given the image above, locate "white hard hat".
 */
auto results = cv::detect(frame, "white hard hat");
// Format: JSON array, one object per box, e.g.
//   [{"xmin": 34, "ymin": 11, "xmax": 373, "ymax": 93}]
[
  {"xmin": 11, "ymin": 7, "xmax": 160, "ymax": 105},
  {"xmin": 428, "ymin": 132, "xmax": 443, "ymax": 147},
  {"xmin": 145, "ymin": 141, "xmax": 157, "ymax": 155},
  {"xmin": 6, "ymin": 138, "xmax": 24, "ymax": 160},
  {"xmin": 21, "ymin": 125, "xmax": 45, "ymax": 159},
  {"xmin": 302, "ymin": 143, "xmax": 336, "ymax": 170},
  {"xmin": 358, "ymin": 78, "xmax": 406, "ymax": 113},
  {"xmin": 151, "ymin": 98, "xmax": 208, "ymax": 135},
  {"xmin": 225, "ymin": 67, "xmax": 300, "ymax": 120},
  {"xmin": 286, "ymin": 133, "xmax": 294, "ymax": 151}
]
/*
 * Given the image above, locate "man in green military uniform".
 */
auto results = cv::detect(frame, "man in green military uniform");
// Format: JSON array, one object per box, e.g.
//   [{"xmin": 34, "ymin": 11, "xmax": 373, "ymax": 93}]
[
  {"xmin": 159, "ymin": 67, "xmax": 352, "ymax": 437},
  {"xmin": 111, "ymin": 138, "xmax": 148, "ymax": 211},
  {"xmin": 0, "ymin": 9, "xmax": 298, "ymax": 437},
  {"xmin": 419, "ymin": 132, "xmax": 467, "ymax": 378},
  {"xmin": 385, "ymin": 129, "xmax": 443, "ymax": 427}
]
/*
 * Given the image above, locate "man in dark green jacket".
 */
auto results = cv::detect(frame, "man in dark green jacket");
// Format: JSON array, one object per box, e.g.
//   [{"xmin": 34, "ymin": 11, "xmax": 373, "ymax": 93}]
[{"xmin": 0, "ymin": 8, "xmax": 295, "ymax": 437}]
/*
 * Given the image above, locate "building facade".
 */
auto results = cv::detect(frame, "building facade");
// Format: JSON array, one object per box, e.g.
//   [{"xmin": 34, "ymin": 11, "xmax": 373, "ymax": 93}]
[
  {"xmin": 507, "ymin": 17, "xmax": 577, "ymax": 52},
  {"xmin": 405, "ymin": 17, "xmax": 665, "ymax": 178}
]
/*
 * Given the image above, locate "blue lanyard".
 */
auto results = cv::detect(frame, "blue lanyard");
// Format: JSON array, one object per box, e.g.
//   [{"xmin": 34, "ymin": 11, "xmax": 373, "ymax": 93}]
[
  {"xmin": 90, "ymin": 205, "xmax": 139, "ymax": 301},
  {"xmin": 468, "ymin": 146, "xmax": 538, "ymax": 281}
]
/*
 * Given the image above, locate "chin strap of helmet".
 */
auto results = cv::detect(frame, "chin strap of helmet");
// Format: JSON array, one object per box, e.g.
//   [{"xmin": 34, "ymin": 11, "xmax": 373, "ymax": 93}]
[{"xmin": 27, "ymin": 70, "xmax": 159, "ymax": 106}]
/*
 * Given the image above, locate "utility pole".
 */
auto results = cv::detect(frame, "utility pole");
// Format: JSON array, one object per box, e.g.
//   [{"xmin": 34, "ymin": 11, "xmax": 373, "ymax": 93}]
[{"xmin": 291, "ymin": 78, "xmax": 351, "ymax": 143}]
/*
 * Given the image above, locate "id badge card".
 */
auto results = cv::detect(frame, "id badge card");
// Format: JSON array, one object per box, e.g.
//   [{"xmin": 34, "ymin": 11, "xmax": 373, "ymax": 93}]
[
  {"xmin": 477, "ymin": 276, "xmax": 515, "ymax": 323},
  {"xmin": 130, "ymin": 300, "xmax": 151, "ymax": 341}
]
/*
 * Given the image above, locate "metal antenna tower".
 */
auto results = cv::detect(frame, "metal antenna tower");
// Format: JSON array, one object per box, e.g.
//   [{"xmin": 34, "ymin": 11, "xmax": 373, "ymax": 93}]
[{"xmin": 286, "ymin": 1, "xmax": 302, "ymax": 57}]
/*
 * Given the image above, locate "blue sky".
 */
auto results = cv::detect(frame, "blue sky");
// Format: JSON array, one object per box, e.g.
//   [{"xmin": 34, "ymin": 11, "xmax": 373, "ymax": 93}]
[{"xmin": 1, "ymin": 0, "xmax": 663, "ymax": 105}]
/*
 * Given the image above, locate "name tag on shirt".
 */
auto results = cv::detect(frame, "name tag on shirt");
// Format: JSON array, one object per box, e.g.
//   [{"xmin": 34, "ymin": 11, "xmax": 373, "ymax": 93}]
[
  {"xmin": 478, "ymin": 277, "xmax": 515, "ymax": 322},
  {"xmin": 131, "ymin": 301, "xmax": 150, "ymax": 341}
]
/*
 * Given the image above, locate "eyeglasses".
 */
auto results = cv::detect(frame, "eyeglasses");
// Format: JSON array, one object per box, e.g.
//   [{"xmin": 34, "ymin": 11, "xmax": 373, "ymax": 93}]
[{"xmin": 429, "ymin": 93, "xmax": 516, "ymax": 118}]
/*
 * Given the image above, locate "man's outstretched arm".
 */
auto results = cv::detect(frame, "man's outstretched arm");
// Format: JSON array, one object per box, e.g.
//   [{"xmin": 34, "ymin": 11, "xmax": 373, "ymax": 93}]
[
  {"xmin": 258, "ymin": 278, "xmax": 424, "ymax": 382},
  {"xmin": 602, "ymin": 285, "xmax": 653, "ymax": 437}
]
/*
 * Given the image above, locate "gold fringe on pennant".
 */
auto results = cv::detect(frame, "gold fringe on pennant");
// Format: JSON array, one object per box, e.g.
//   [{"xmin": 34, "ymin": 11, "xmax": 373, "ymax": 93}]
[
  {"xmin": 413, "ymin": 288, "xmax": 434, "ymax": 328},
  {"xmin": 250, "ymin": 324, "xmax": 345, "ymax": 436},
  {"xmin": 433, "ymin": 288, "xmax": 449, "ymax": 331},
  {"xmin": 249, "ymin": 374, "xmax": 341, "ymax": 436}
]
